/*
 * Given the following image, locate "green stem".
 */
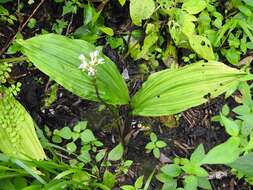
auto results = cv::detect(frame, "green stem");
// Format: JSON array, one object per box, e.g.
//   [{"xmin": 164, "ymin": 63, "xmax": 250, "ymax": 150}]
[
  {"xmin": 0, "ymin": 57, "xmax": 27, "ymax": 64},
  {"xmin": 91, "ymin": 77, "xmax": 125, "ymax": 146}
]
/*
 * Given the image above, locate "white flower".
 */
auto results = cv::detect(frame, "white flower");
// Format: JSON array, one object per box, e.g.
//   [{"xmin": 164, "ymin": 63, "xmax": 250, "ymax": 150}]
[
  {"xmin": 78, "ymin": 50, "xmax": 104, "ymax": 76},
  {"xmin": 87, "ymin": 67, "xmax": 96, "ymax": 76}
]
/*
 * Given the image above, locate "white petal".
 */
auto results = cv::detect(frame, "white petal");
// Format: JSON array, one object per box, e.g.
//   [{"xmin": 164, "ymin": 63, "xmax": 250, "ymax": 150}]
[
  {"xmin": 79, "ymin": 54, "xmax": 85, "ymax": 60},
  {"xmin": 97, "ymin": 58, "xmax": 104, "ymax": 64},
  {"xmin": 93, "ymin": 50, "xmax": 99, "ymax": 57},
  {"xmin": 79, "ymin": 63, "xmax": 84, "ymax": 69}
]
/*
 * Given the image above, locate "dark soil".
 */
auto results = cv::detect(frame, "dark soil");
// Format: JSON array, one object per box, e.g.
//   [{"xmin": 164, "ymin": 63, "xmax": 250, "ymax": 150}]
[{"xmin": 1, "ymin": 0, "xmax": 253, "ymax": 189}]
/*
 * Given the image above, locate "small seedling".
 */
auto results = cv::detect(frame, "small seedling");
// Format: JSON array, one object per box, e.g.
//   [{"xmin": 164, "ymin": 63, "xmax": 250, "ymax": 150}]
[{"xmin": 145, "ymin": 132, "xmax": 167, "ymax": 159}]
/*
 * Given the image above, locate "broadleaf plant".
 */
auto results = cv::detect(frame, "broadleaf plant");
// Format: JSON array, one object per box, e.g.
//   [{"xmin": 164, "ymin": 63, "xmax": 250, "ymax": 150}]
[
  {"xmin": 0, "ymin": 86, "xmax": 46, "ymax": 160},
  {"xmin": 17, "ymin": 34, "xmax": 130, "ymax": 106},
  {"xmin": 131, "ymin": 61, "xmax": 252, "ymax": 116},
  {"xmin": 17, "ymin": 34, "xmax": 253, "ymax": 117}
]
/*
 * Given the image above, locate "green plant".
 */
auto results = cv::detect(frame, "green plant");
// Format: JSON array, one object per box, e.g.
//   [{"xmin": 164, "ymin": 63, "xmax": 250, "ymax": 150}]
[
  {"xmin": 0, "ymin": 85, "xmax": 46, "ymax": 160},
  {"xmin": 157, "ymin": 137, "xmax": 248, "ymax": 190},
  {"xmin": 0, "ymin": 5, "xmax": 16, "ymax": 25},
  {"xmin": 211, "ymin": 82, "xmax": 253, "ymax": 184},
  {"xmin": 145, "ymin": 132, "xmax": 167, "ymax": 159},
  {"xmin": 156, "ymin": 144, "xmax": 211, "ymax": 190},
  {"xmin": 16, "ymin": 33, "xmax": 253, "ymax": 146},
  {"xmin": 0, "ymin": 61, "xmax": 46, "ymax": 161},
  {"xmin": 121, "ymin": 170, "xmax": 155, "ymax": 190}
]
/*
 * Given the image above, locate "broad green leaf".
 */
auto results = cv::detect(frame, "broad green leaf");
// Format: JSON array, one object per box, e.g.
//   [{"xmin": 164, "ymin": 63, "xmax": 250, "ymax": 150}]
[
  {"xmin": 162, "ymin": 181, "xmax": 177, "ymax": 190},
  {"xmin": 17, "ymin": 34, "xmax": 129, "ymax": 105},
  {"xmin": 229, "ymin": 152, "xmax": 253, "ymax": 177},
  {"xmin": 73, "ymin": 121, "xmax": 87, "ymax": 132},
  {"xmin": 233, "ymin": 105, "xmax": 251, "ymax": 115},
  {"xmin": 99, "ymin": 26, "xmax": 114, "ymax": 36},
  {"xmin": 220, "ymin": 114, "xmax": 240, "ymax": 137},
  {"xmin": 160, "ymin": 164, "xmax": 181, "ymax": 177},
  {"xmin": 153, "ymin": 148, "xmax": 160, "ymax": 158},
  {"xmin": 190, "ymin": 144, "xmax": 205, "ymax": 164},
  {"xmin": 0, "ymin": 86, "xmax": 46, "ymax": 161},
  {"xmin": 238, "ymin": 5, "xmax": 252, "ymax": 16},
  {"xmin": 189, "ymin": 35, "xmax": 215, "ymax": 60},
  {"xmin": 130, "ymin": 0, "xmax": 155, "ymax": 26},
  {"xmin": 103, "ymin": 171, "xmax": 116, "ymax": 189},
  {"xmin": 156, "ymin": 141, "xmax": 167, "ymax": 148},
  {"xmin": 243, "ymin": 0, "xmax": 253, "ymax": 7},
  {"xmin": 201, "ymin": 137, "xmax": 241, "ymax": 165},
  {"xmin": 80, "ymin": 129, "xmax": 96, "ymax": 143},
  {"xmin": 134, "ymin": 175, "xmax": 144, "ymax": 189},
  {"xmin": 221, "ymin": 48, "xmax": 241, "ymax": 65},
  {"xmin": 96, "ymin": 149, "xmax": 106, "ymax": 162},
  {"xmin": 56, "ymin": 127, "xmax": 72, "ymax": 140},
  {"xmin": 131, "ymin": 61, "xmax": 252, "ymax": 116},
  {"xmin": 182, "ymin": 0, "xmax": 207, "ymax": 14},
  {"xmin": 108, "ymin": 143, "xmax": 124, "ymax": 161},
  {"xmin": 181, "ymin": 163, "xmax": 208, "ymax": 177},
  {"xmin": 184, "ymin": 175, "xmax": 198, "ymax": 190},
  {"xmin": 150, "ymin": 132, "xmax": 157, "ymax": 142},
  {"xmin": 197, "ymin": 177, "xmax": 211, "ymax": 190},
  {"xmin": 66, "ymin": 142, "xmax": 77, "ymax": 153}
]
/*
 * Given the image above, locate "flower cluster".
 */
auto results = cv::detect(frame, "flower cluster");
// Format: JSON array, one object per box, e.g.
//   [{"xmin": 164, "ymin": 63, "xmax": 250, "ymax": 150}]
[{"xmin": 79, "ymin": 50, "xmax": 104, "ymax": 76}]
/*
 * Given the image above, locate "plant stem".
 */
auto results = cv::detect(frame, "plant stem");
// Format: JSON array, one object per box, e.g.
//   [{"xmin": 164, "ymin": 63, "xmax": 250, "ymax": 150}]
[{"xmin": 91, "ymin": 77, "xmax": 125, "ymax": 146}]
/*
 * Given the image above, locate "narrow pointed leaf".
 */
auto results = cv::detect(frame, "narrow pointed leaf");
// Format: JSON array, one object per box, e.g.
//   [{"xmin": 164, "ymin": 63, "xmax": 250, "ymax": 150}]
[{"xmin": 131, "ymin": 61, "xmax": 252, "ymax": 116}]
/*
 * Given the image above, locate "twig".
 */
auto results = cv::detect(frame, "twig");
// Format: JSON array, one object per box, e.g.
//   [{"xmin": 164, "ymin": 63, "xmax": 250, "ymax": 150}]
[
  {"xmin": 0, "ymin": 0, "xmax": 45, "ymax": 56},
  {"xmin": 65, "ymin": 13, "xmax": 74, "ymax": 35}
]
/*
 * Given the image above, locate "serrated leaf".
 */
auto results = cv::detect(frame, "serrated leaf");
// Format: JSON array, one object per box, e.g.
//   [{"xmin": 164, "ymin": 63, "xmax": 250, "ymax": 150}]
[
  {"xmin": 17, "ymin": 34, "xmax": 129, "ymax": 106},
  {"xmin": 131, "ymin": 61, "xmax": 252, "ymax": 116},
  {"xmin": 130, "ymin": 0, "xmax": 155, "ymax": 26}
]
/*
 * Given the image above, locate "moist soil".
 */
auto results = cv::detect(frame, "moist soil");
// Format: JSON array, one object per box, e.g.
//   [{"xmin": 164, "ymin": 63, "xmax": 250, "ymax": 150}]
[{"xmin": 1, "ymin": 0, "xmax": 253, "ymax": 189}]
